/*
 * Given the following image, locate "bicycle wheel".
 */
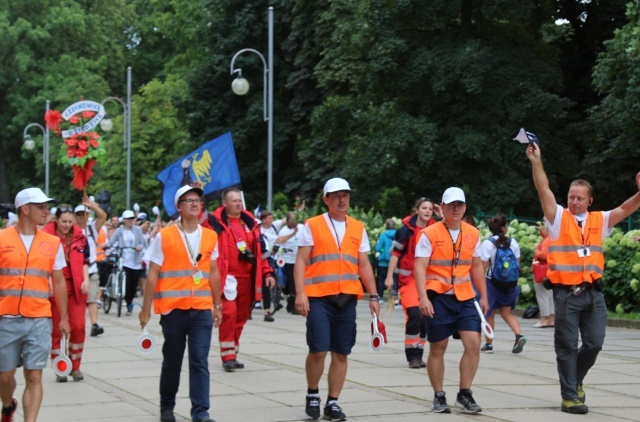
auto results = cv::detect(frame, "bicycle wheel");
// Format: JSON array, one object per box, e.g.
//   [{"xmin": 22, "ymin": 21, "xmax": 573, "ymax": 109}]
[
  {"xmin": 103, "ymin": 273, "xmax": 114, "ymax": 314},
  {"xmin": 117, "ymin": 271, "xmax": 124, "ymax": 317}
]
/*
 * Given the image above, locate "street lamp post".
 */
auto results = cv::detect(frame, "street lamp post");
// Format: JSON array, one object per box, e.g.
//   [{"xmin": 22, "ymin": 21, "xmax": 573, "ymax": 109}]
[
  {"xmin": 23, "ymin": 100, "xmax": 51, "ymax": 196},
  {"xmin": 101, "ymin": 67, "xmax": 133, "ymax": 209},
  {"xmin": 230, "ymin": 7, "xmax": 274, "ymax": 211}
]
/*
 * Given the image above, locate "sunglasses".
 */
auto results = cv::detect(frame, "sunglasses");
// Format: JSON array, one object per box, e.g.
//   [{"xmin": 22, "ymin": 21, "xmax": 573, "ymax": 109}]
[{"xmin": 57, "ymin": 206, "xmax": 74, "ymax": 213}]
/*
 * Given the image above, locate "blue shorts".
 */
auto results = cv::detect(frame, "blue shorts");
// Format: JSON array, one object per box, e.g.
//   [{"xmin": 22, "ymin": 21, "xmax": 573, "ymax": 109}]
[
  {"xmin": 426, "ymin": 293, "xmax": 480, "ymax": 343},
  {"xmin": 306, "ymin": 296, "xmax": 357, "ymax": 355},
  {"xmin": 487, "ymin": 278, "xmax": 520, "ymax": 313}
]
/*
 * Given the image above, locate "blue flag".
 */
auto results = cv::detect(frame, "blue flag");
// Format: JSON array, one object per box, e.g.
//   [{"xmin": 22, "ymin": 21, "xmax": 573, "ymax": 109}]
[{"xmin": 157, "ymin": 132, "xmax": 241, "ymax": 218}]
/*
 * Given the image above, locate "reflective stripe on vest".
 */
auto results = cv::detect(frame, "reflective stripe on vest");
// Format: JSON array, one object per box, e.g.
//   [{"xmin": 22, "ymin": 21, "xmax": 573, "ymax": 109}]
[
  {"xmin": 422, "ymin": 221, "xmax": 478, "ymax": 301},
  {"xmin": 0, "ymin": 228, "xmax": 59, "ymax": 317},
  {"xmin": 153, "ymin": 225, "xmax": 218, "ymax": 314},
  {"xmin": 303, "ymin": 214, "xmax": 365, "ymax": 298},
  {"xmin": 547, "ymin": 210, "xmax": 604, "ymax": 285}
]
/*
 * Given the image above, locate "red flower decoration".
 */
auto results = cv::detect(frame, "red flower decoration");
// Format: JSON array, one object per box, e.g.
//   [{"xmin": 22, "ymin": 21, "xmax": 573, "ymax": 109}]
[
  {"xmin": 65, "ymin": 137, "xmax": 78, "ymax": 147},
  {"xmin": 69, "ymin": 116, "xmax": 80, "ymax": 124},
  {"xmin": 77, "ymin": 140, "xmax": 88, "ymax": 151},
  {"xmin": 82, "ymin": 111, "xmax": 95, "ymax": 118},
  {"xmin": 89, "ymin": 139, "xmax": 99, "ymax": 148},
  {"xmin": 45, "ymin": 110, "xmax": 63, "ymax": 131},
  {"xmin": 75, "ymin": 148, "xmax": 87, "ymax": 158},
  {"xmin": 89, "ymin": 132, "xmax": 100, "ymax": 139},
  {"xmin": 66, "ymin": 147, "xmax": 77, "ymax": 157}
]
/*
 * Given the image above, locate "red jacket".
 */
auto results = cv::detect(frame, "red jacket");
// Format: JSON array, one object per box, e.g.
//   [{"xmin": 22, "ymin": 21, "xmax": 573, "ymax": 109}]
[
  {"xmin": 391, "ymin": 214, "xmax": 437, "ymax": 286},
  {"xmin": 43, "ymin": 221, "xmax": 89, "ymax": 301},
  {"xmin": 206, "ymin": 207, "xmax": 273, "ymax": 300}
]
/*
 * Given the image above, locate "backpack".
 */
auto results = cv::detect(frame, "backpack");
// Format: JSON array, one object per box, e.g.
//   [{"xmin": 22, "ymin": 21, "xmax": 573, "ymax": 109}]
[{"xmin": 489, "ymin": 237, "xmax": 519, "ymax": 292}]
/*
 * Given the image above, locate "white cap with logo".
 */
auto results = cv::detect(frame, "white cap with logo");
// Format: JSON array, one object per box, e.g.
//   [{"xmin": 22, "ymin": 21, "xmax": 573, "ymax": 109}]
[
  {"xmin": 441, "ymin": 187, "xmax": 466, "ymax": 204},
  {"xmin": 15, "ymin": 188, "xmax": 56, "ymax": 208},
  {"xmin": 174, "ymin": 185, "xmax": 204, "ymax": 204},
  {"xmin": 323, "ymin": 178, "xmax": 351, "ymax": 196},
  {"xmin": 74, "ymin": 205, "xmax": 89, "ymax": 214}
]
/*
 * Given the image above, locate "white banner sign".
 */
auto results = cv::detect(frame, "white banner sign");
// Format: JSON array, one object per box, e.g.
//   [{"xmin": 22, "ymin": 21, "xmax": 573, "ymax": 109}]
[{"xmin": 61, "ymin": 101, "xmax": 106, "ymax": 138}]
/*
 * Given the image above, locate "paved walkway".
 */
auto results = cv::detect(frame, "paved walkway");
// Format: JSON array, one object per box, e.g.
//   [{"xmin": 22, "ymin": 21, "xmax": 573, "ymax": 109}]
[{"xmin": 12, "ymin": 299, "xmax": 640, "ymax": 421}]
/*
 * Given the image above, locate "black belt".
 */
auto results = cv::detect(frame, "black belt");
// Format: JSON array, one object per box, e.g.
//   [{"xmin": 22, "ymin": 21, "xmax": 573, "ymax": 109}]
[{"xmin": 556, "ymin": 279, "xmax": 602, "ymax": 295}]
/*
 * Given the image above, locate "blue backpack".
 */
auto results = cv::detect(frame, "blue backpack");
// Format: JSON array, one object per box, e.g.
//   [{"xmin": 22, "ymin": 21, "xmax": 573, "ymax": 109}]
[{"xmin": 489, "ymin": 238, "xmax": 519, "ymax": 291}]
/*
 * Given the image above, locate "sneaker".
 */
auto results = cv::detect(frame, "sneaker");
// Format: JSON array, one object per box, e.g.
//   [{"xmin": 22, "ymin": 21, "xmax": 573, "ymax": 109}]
[
  {"xmin": 234, "ymin": 360, "xmax": 245, "ymax": 369},
  {"xmin": 432, "ymin": 391, "xmax": 451, "ymax": 414},
  {"xmin": 480, "ymin": 343, "xmax": 493, "ymax": 354},
  {"xmin": 455, "ymin": 390, "xmax": 482, "ymax": 414},
  {"xmin": 254, "ymin": 302, "xmax": 262, "ymax": 309},
  {"xmin": 408, "ymin": 359, "xmax": 422, "ymax": 369},
  {"xmin": 577, "ymin": 384, "xmax": 586, "ymax": 403},
  {"xmin": 90, "ymin": 324, "xmax": 104, "ymax": 337},
  {"xmin": 561, "ymin": 398, "xmax": 588, "ymax": 414},
  {"xmin": 323, "ymin": 401, "xmax": 346, "ymax": 421},
  {"xmin": 97, "ymin": 300, "xmax": 102, "ymax": 309},
  {"xmin": 512, "ymin": 334, "xmax": 527, "ymax": 354},
  {"xmin": 1, "ymin": 397, "xmax": 17, "ymax": 422},
  {"xmin": 56, "ymin": 375, "xmax": 67, "ymax": 383},
  {"xmin": 305, "ymin": 394, "xmax": 321, "ymax": 419},
  {"xmin": 264, "ymin": 312, "xmax": 275, "ymax": 322},
  {"xmin": 420, "ymin": 361, "xmax": 426, "ymax": 368},
  {"xmin": 160, "ymin": 408, "xmax": 176, "ymax": 422},
  {"xmin": 71, "ymin": 370, "xmax": 84, "ymax": 381}
]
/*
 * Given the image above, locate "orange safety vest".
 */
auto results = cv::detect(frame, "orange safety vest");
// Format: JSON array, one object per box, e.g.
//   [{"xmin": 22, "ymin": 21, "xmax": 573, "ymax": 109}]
[
  {"xmin": 547, "ymin": 209, "xmax": 604, "ymax": 285},
  {"xmin": 95, "ymin": 226, "xmax": 107, "ymax": 262},
  {"xmin": 422, "ymin": 221, "xmax": 478, "ymax": 301},
  {"xmin": 153, "ymin": 225, "xmax": 218, "ymax": 314},
  {"xmin": 304, "ymin": 214, "xmax": 364, "ymax": 299},
  {"xmin": 0, "ymin": 227, "xmax": 60, "ymax": 317}
]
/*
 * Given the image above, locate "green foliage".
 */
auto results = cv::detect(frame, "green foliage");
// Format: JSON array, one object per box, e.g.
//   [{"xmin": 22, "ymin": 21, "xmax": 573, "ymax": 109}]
[{"xmin": 601, "ymin": 229, "xmax": 640, "ymax": 313}]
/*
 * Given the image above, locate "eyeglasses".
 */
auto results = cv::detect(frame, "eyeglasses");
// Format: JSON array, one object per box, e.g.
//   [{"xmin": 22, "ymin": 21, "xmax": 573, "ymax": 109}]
[
  {"xmin": 179, "ymin": 199, "xmax": 201, "ymax": 205},
  {"xmin": 124, "ymin": 217, "xmax": 134, "ymax": 220},
  {"xmin": 57, "ymin": 206, "xmax": 73, "ymax": 213}
]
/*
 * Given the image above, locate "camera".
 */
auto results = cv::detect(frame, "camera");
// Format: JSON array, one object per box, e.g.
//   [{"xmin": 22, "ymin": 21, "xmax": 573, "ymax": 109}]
[{"xmin": 239, "ymin": 248, "xmax": 256, "ymax": 265}]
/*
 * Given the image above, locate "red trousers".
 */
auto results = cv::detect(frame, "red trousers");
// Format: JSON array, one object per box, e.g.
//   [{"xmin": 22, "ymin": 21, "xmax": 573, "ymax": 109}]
[
  {"xmin": 51, "ymin": 293, "xmax": 86, "ymax": 371},
  {"xmin": 219, "ymin": 275, "xmax": 252, "ymax": 362}
]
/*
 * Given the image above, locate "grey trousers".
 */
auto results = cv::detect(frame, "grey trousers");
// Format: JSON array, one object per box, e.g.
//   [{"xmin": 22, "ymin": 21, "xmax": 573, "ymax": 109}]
[{"xmin": 553, "ymin": 286, "xmax": 607, "ymax": 399}]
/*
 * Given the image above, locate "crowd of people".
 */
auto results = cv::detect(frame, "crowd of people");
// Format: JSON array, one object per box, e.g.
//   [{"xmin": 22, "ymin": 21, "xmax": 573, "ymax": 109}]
[{"xmin": 1, "ymin": 142, "xmax": 640, "ymax": 421}]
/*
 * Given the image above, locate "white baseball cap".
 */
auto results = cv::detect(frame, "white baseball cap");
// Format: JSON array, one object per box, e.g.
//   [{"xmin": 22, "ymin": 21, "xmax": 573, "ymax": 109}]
[
  {"xmin": 122, "ymin": 210, "xmax": 135, "ymax": 219},
  {"xmin": 15, "ymin": 187, "xmax": 56, "ymax": 208},
  {"xmin": 223, "ymin": 275, "xmax": 238, "ymax": 301},
  {"xmin": 136, "ymin": 212, "xmax": 148, "ymax": 221},
  {"xmin": 323, "ymin": 178, "xmax": 351, "ymax": 196},
  {"xmin": 174, "ymin": 185, "xmax": 204, "ymax": 204},
  {"xmin": 74, "ymin": 205, "xmax": 89, "ymax": 214},
  {"xmin": 441, "ymin": 187, "xmax": 466, "ymax": 204}
]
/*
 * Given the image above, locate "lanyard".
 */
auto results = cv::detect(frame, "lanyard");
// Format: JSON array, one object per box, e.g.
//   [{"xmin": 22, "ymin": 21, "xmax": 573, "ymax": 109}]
[
  {"xmin": 178, "ymin": 224, "xmax": 201, "ymax": 267},
  {"xmin": 328, "ymin": 216, "xmax": 345, "ymax": 251},
  {"xmin": 442, "ymin": 222, "xmax": 462, "ymax": 284}
]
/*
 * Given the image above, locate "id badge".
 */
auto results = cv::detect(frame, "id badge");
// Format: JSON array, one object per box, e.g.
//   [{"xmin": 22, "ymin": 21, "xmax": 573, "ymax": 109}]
[
  {"xmin": 236, "ymin": 241, "xmax": 247, "ymax": 251},
  {"xmin": 577, "ymin": 247, "xmax": 591, "ymax": 258},
  {"xmin": 193, "ymin": 271, "xmax": 204, "ymax": 285}
]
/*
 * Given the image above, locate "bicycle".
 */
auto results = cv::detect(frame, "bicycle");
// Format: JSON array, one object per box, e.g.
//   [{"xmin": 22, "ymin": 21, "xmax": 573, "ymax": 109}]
[{"xmin": 101, "ymin": 247, "xmax": 130, "ymax": 317}]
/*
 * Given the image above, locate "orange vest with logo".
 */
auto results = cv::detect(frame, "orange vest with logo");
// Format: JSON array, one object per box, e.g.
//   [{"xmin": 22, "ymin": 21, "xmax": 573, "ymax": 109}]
[
  {"xmin": 304, "ymin": 214, "xmax": 365, "ymax": 299},
  {"xmin": 95, "ymin": 226, "xmax": 107, "ymax": 262},
  {"xmin": 0, "ymin": 227, "xmax": 60, "ymax": 317},
  {"xmin": 547, "ymin": 210, "xmax": 604, "ymax": 285},
  {"xmin": 153, "ymin": 225, "xmax": 218, "ymax": 314},
  {"xmin": 422, "ymin": 221, "xmax": 478, "ymax": 301}
]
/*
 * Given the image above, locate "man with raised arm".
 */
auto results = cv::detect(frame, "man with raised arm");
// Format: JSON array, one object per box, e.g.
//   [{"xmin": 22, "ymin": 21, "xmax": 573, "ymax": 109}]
[{"xmin": 526, "ymin": 142, "xmax": 640, "ymax": 414}]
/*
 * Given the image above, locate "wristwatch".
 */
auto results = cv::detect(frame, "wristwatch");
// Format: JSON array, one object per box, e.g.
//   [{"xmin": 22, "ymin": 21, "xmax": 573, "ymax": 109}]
[
  {"xmin": 214, "ymin": 304, "xmax": 222, "ymax": 310},
  {"xmin": 369, "ymin": 295, "xmax": 381, "ymax": 302}
]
